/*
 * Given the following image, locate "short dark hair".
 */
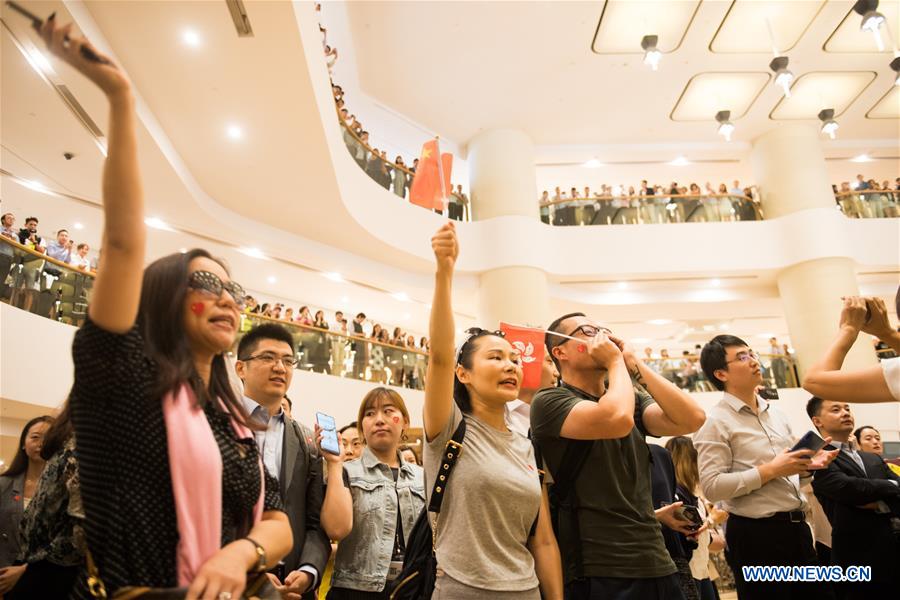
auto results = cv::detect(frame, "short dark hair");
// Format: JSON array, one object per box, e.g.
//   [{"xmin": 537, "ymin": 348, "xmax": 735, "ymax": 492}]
[
  {"xmin": 806, "ymin": 396, "xmax": 824, "ymax": 419},
  {"xmin": 545, "ymin": 312, "xmax": 586, "ymax": 372},
  {"xmin": 700, "ymin": 335, "xmax": 751, "ymax": 391},
  {"xmin": 25, "ymin": 216, "xmax": 38, "ymax": 224},
  {"xmin": 338, "ymin": 421, "xmax": 358, "ymax": 435},
  {"xmin": 356, "ymin": 312, "xmax": 366, "ymax": 319},
  {"xmin": 57, "ymin": 229, "xmax": 69, "ymax": 235},
  {"xmin": 76, "ymin": 243, "xmax": 89, "ymax": 251},
  {"xmin": 237, "ymin": 323, "xmax": 296, "ymax": 359},
  {"xmin": 853, "ymin": 425, "xmax": 877, "ymax": 442}
]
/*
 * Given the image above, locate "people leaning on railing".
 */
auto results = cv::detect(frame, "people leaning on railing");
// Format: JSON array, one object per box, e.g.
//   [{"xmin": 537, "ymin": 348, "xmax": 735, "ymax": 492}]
[{"xmin": 832, "ymin": 177, "xmax": 900, "ymax": 219}]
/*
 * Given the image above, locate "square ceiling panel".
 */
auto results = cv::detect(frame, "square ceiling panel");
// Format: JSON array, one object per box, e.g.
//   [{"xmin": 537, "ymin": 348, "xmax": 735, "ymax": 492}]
[
  {"xmin": 710, "ymin": 0, "xmax": 827, "ymax": 53},
  {"xmin": 670, "ymin": 72, "xmax": 771, "ymax": 121},
  {"xmin": 770, "ymin": 71, "xmax": 877, "ymax": 119},
  {"xmin": 866, "ymin": 86, "xmax": 900, "ymax": 119},
  {"xmin": 824, "ymin": 1, "xmax": 900, "ymax": 53},
  {"xmin": 592, "ymin": 0, "xmax": 702, "ymax": 54}
]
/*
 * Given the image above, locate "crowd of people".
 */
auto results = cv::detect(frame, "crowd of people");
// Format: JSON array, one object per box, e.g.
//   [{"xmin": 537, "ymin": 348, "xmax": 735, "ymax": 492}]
[
  {"xmin": 1, "ymin": 18, "xmax": 899, "ymax": 600},
  {"xmin": 833, "ymin": 175, "xmax": 900, "ymax": 219},
  {"xmin": 539, "ymin": 181, "xmax": 760, "ymax": 226}
]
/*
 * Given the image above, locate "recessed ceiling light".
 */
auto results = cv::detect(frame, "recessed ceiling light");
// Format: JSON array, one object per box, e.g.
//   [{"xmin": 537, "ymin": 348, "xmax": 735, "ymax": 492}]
[
  {"xmin": 340, "ymin": 296, "xmax": 350, "ymax": 304},
  {"xmin": 182, "ymin": 29, "xmax": 202, "ymax": 47},
  {"xmin": 583, "ymin": 159, "xmax": 602, "ymax": 168},
  {"xmin": 179, "ymin": 248, "xmax": 188, "ymax": 253},
  {"xmin": 392, "ymin": 292, "xmax": 410, "ymax": 302},
  {"xmin": 617, "ymin": 281, "xmax": 628, "ymax": 290},
  {"xmin": 648, "ymin": 319, "xmax": 672, "ymax": 325},
  {"xmin": 267, "ymin": 276, "xmax": 277, "ymax": 284},
  {"xmin": 710, "ymin": 278, "xmax": 721, "ymax": 287},
  {"xmin": 719, "ymin": 323, "xmax": 730, "ymax": 331},
  {"xmin": 670, "ymin": 156, "xmax": 690, "ymax": 166},
  {"xmin": 238, "ymin": 247, "xmax": 267, "ymax": 259},
  {"xmin": 73, "ymin": 222, "xmax": 84, "ymax": 230},
  {"xmin": 641, "ymin": 35, "xmax": 661, "ymax": 71},
  {"xmin": 849, "ymin": 154, "xmax": 873, "ymax": 163},
  {"xmin": 226, "ymin": 125, "xmax": 243, "ymax": 140},
  {"xmin": 402, "ymin": 313, "xmax": 411, "ymax": 320},
  {"xmin": 18, "ymin": 179, "xmax": 49, "ymax": 193},
  {"xmin": 322, "ymin": 272, "xmax": 344, "ymax": 283},
  {"xmin": 144, "ymin": 217, "xmax": 174, "ymax": 231},
  {"xmin": 703, "ymin": 325, "xmax": 715, "ymax": 332}
]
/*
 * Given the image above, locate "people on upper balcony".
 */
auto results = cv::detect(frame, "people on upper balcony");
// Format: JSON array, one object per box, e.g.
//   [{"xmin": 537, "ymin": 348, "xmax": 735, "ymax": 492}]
[
  {"xmin": 391, "ymin": 156, "xmax": 407, "ymax": 198},
  {"xmin": 1, "ymin": 213, "xmax": 16, "ymax": 241},
  {"xmin": 17, "ymin": 217, "xmax": 45, "ymax": 253}
]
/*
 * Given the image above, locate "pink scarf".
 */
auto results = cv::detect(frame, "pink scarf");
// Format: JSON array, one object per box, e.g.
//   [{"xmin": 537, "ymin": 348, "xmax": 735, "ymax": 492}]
[{"xmin": 162, "ymin": 385, "xmax": 264, "ymax": 586}]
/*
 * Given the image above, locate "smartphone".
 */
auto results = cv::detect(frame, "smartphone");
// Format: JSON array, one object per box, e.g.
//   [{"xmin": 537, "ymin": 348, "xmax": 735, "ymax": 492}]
[
  {"xmin": 315, "ymin": 412, "xmax": 341, "ymax": 456},
  {"xmin": 675, "ymin": 505, "xmax": 703, "ymax": 529},
  {"xmin": 6, "ymin": 1, "xmax": 110, "ymax": 64},
  {"xmin": 790, "ymin": 430, "xmax": 827, "ymax": 454}
]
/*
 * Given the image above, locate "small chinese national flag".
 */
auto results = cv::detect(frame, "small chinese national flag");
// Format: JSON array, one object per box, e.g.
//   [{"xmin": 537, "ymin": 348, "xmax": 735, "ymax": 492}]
[
  {"xmin": 500, "ymin": 322, "xmax": 545, "ymax": 389},
  {"xmin": 410, "ymin": 139, "xmax": 453, "ymax": 211}
]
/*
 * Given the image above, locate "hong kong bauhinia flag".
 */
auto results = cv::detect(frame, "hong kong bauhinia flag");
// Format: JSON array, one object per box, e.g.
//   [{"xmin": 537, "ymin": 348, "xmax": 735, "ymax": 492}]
[
  {"xmin": 410, "ymin": 138, "xmax": 453, "ymax": 211},
  {"xmin": 500, "ymin": 322, "xmax": 546, "ymax": 389}
]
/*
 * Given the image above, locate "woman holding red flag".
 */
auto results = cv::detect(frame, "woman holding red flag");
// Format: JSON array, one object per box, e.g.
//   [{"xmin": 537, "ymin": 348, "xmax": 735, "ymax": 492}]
[{"xmin": 422, "ymin": 222, "xmax": 563, "ymax": 599}]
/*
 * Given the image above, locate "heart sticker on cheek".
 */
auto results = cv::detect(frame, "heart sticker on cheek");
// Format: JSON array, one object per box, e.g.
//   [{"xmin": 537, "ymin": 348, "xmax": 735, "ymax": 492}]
[
  {"xmin": 190, "ymin": 302, "xmax": 205, "ymax": 316},
  {"xmin": 392, "ymin": 416, "xmax": 401, "ymax": 424},
  {"xmin": 577, "ymin": 344, "xmax": 586, "ymax": 353}
]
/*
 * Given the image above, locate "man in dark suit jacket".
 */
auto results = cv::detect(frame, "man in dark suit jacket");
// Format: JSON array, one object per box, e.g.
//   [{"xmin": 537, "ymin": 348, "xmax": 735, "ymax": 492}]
[
  {"xmin": 807, "ymin": 397, "xmax": 900, "ymax": 598},
  {"xmin": 236, "ymin": 324, "xmax": 331, "ymax": 597},
  {"xmin": 351, "ymin": 312, "xmax": 367, "ymax": 379}
]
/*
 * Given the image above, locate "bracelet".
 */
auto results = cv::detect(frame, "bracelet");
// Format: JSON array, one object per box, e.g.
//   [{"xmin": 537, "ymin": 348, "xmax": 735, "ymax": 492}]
[{"xmin": 243, "ymin": 537, "xmax": 267, "ymax": 573}]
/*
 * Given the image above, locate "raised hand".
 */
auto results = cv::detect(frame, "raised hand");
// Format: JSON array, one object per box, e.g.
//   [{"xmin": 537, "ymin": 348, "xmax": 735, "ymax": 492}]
[
  {"xmin": 587, "ymin": 331, "xmax": 623, "ymax": 370},
  {"xmin": 860, "ymin": 296, "xmax": 893, "ymax": 339},
  {"xmin": 431, "ymin": 222, "xmax": 458, "ymax": 272},
  {"xmin": 39, "ymin": 14, "xmax": 130, "ymax": 98},
  {"xmin": 838, "ymin": 296, "xmax": 868, "ymax": 333}
]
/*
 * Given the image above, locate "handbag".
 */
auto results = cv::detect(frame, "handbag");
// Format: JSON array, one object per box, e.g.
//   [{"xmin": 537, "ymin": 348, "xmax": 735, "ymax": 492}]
[
  {"xmin": 85, "ymin": 548, "xmax": 280, "ymax": 600},
  {"xmin": 388, "ymin": 419, "xmax": 466, "ymax": 600}
]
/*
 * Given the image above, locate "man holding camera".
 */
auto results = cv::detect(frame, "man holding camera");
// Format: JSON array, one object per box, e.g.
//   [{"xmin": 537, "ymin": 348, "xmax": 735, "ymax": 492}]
[{"xmin": 695, "ymin": 335, "xmax": 838, "ymax": 599}]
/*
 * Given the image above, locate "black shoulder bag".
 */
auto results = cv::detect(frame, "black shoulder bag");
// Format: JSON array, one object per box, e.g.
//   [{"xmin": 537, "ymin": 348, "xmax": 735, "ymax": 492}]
[{"xmin": 388, "ymin": 419, "xmax": 466, "ymax": 600}]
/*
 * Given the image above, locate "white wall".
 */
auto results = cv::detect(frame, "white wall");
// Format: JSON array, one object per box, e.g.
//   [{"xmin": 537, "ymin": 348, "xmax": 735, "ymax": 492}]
[{"xmin": 4, "ymin": 303, "xmax": 895, "ymax": 444}]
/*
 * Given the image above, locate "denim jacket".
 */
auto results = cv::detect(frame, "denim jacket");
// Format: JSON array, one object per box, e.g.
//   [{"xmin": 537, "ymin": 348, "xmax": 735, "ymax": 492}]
[{"xmin": 331, "ymin": 447, "xmax": 425, "ymax": 591}]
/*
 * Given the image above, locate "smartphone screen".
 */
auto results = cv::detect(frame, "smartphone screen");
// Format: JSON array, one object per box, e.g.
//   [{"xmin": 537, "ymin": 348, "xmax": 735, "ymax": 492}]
[
  {"xmin": 789, "ymin": 430, "xmax": 827, "ymax": 454},
  {"xmin": 316, "ymin": 412, "xmax": 341, "ymax": 456}
]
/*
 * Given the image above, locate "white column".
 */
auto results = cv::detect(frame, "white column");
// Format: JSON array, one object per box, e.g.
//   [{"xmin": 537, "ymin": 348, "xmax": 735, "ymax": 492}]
[
  {"xmin": 751, "ymin": 125, "xmax": 876, "ymax": 375},
  {"xmin": 467, "ymin": 129, "xmax": 549, "ymax": 327}
]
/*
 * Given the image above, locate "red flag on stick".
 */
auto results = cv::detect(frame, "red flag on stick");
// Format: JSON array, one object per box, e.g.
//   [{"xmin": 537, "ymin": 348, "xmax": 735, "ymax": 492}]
[
  {"xmin": 500, "ymin": 322, "xmax": 546, "ymax": 389},
  {"xmin": 410, "ymin": 138, "xmax": 453, "ymax": 210}
]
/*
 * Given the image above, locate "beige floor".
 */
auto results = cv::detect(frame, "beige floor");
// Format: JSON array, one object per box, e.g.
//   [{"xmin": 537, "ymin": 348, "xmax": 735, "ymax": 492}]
[{"xmin": 719, "ymin": 591, "xmax": 738, "ymax": 600}]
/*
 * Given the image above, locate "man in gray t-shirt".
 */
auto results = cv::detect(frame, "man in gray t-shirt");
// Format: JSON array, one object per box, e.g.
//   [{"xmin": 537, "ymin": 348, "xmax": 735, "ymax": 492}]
[{"xmin": 532, "ymin": 312, "xmax": 706, "ymax": 600}]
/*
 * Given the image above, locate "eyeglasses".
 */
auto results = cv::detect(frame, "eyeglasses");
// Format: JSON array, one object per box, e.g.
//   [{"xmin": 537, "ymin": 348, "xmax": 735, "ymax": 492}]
[
  {"xmin": 566, "ymin": 324, "xmax": 612, "ymax": 339},
  {"xmin": 188, "ymin": 270, "xmax": 246, "ymax": 309},
  {"xmin": 726, "ymin": 351, "xmax": 759, "ymax": 364},
  {"xmin": 455, "ymin": 327, "xmax": 505, "ymax": 364},
  {"xmin": 240, "ymin": 353, "xmax": 298, "ymax": 369}
]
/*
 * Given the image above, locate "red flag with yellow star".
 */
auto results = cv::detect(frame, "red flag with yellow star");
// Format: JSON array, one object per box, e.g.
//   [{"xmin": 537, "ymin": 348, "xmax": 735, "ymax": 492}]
[{"xmin": 410, "ymin": 139, "xmax": 453, "ymax": 210}]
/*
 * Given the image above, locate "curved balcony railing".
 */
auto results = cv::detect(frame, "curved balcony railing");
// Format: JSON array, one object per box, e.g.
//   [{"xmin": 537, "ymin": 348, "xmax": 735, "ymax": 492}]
[
  {"xmin": 644, "ymin": 355, "xmax": 799, "ymax": 390},
  {"xmin": 336, "ymin": 114, "xmax": 471, "ymax": 221},
  {"xmin": 834, "ymin": 190, "xmax": 900, "ymax": 219},
  {"xmin": 540, "ymin": 193, "xmax": 762, "ymax": 225},
  {"xmin": 0, "ymin": 235, "xmax": 429, "ymax": 389}
]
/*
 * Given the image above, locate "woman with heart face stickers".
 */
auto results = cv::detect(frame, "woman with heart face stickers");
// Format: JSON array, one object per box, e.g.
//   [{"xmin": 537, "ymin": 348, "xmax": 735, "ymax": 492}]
[
  {"xmin": 36, "ymin": 15, "xmax": 291, "ymax": 600},
  {"xmin": 325, "ymin": 388, "xmax": 425, "ymax": 599}
]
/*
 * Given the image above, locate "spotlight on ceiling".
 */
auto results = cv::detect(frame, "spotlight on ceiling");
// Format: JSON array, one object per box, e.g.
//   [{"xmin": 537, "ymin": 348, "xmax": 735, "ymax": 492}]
[
  {"xmin": 891, "ymin": 55, "xmax": 900, "ymax": 86},
  {"xmin": 641, "ymin": 35, "xmax": 661, "ymax": 71},
  {"xmin": 854, "ymin": 0, "xmax": 886, "ymax": 51},
  {"xmin": 769, "ymin": 56, "xmax": 793, "ymax": 97},
  {"xmin": 818, "ymin": 108, "xmax": 839, "ymax": 139},
  {"xmin": 715, "ymin": 110, "xmax": 734, "ymax": 142}
]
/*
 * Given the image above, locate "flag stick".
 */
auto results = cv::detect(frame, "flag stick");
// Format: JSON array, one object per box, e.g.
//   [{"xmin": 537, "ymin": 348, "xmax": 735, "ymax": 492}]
[{"xmin": 434, "ymin": 135, "xmax": 447, "ymax": 211}]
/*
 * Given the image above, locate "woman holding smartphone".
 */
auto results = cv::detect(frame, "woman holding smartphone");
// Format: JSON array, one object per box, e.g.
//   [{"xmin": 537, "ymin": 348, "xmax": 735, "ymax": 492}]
[
  {"xmin": 325, "ymin": 387, "xmax": 425, "ymax": 599},
  {"xmin": 423, "ymin": 222, "xmax": 563, "ymax": 599},
  {"xmin": 36, "ymin": 16, "xmax": 291, "ymax": 600}
]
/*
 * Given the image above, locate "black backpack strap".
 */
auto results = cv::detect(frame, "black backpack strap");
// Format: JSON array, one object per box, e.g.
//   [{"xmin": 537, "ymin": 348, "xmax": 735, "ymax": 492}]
[
  {"xmin": 551, "ymin": 437, "xmax": 593, "ymax": 579},
  {"xmin": 427, "ymin": 418, "xmax": 466, "ymax": 513},
  {"xmin": 528, "ymin": 428, "xmax": 544, "ymax": 538}
]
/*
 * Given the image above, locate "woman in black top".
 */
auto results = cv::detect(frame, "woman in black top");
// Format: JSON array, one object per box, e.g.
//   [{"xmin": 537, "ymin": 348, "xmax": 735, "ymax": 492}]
[{"xmin": 37, "ymin": 16, "xmax": 292, "ymax": 600}]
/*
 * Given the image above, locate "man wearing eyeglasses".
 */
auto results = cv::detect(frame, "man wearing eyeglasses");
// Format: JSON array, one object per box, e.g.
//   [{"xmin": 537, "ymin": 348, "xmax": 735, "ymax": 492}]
[
  {"xmin": 235, "ymin": 324, "xmax": 333, "ymax": 598},
  {"xmin": 531, "ymin": 312, "xmax": 706, "ymax": 600},
  {"xmin": 694, "ymin": 335, "xmax": 839, "ymax": 600}
]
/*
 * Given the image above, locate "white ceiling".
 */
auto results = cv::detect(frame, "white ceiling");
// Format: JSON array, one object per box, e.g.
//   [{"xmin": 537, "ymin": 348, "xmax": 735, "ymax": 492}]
[{"xmin": 344, "ymin": 0, "xmax": 899, "ymax": 153}]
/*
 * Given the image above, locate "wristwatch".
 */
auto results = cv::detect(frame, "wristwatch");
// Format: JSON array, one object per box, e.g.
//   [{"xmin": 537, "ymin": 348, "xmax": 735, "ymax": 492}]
[{"xmin": 244, "ymin": 537, "xmax": 267, "ymax": 573}]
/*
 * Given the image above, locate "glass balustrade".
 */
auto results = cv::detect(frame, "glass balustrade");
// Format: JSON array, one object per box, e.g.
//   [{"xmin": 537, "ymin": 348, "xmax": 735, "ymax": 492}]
[
  {"xmin": 834, "ymin": 190, "xmax": 900, "ymax": 219},
  {"xmin": 542, "ymin": 193, "xmax": 763, "ymax": 226},
  {"xmin": 0, "ymin": 235, "xmax": 429, "ymax": 389},
  {"xmin": 643, "ymin": 354, "xmax": 799, "ymax": 390}
]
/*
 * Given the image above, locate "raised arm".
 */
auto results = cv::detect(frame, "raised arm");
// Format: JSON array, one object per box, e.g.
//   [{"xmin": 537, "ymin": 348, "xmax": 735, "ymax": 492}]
[
  {"xmin": 803, "ymin": 297, "xmax": 894, "ymax": 403},
  {"xmin": 423, "ymin": 222, "xmax": 458, "ymax": 441},
  {"xmin": 614, "ymin": 337, "xmax": 706, "ymax": 436},
  {"xmin": 41, "ymin": 18, "xmax": 145, "ymax": 334}
]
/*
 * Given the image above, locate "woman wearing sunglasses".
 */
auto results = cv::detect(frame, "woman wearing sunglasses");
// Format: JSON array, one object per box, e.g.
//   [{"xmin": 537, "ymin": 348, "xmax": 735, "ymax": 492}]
[
  {"xmin": 37, "ymin": 17, "xmax": 292, "ymax": 600},
  {"xmin": 423, "ymin": 222, "xmax": 563, "ymax": 599}
]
